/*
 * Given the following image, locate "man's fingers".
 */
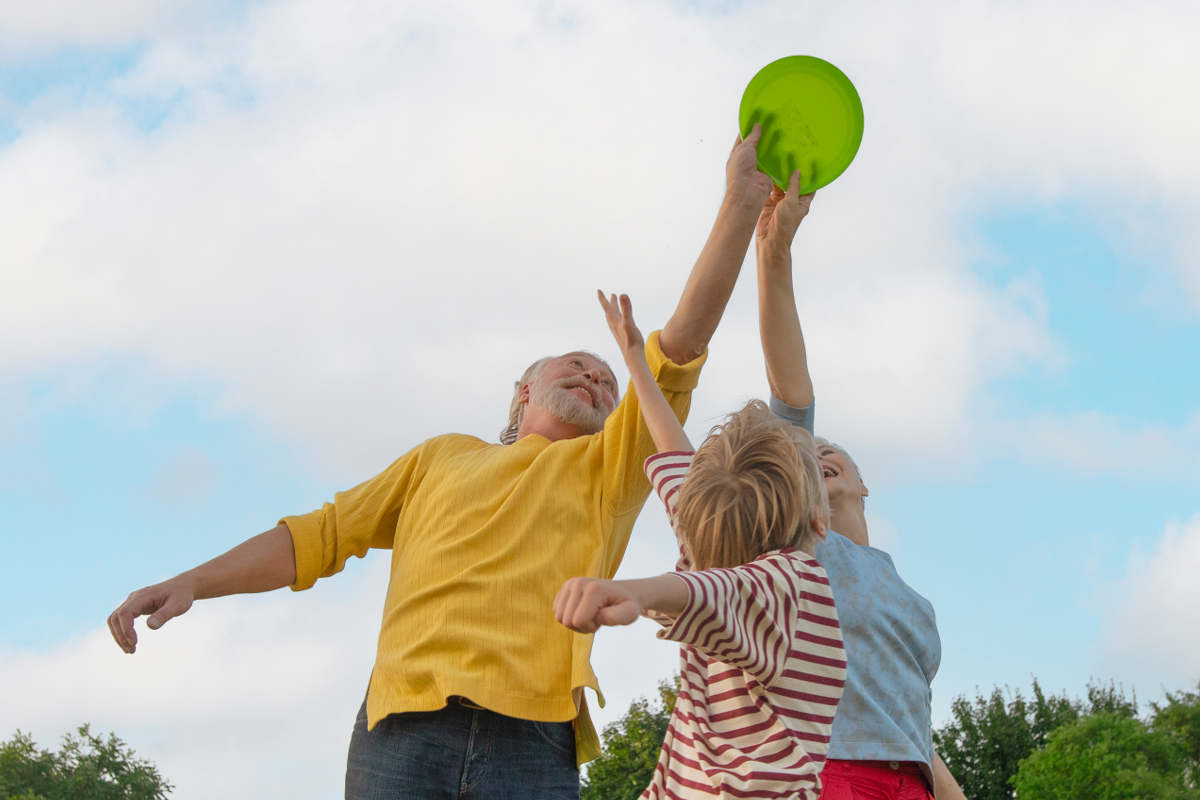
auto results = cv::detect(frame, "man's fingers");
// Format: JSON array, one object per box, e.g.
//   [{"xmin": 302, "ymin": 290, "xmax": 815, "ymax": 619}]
[
  {"xmin": 742, "ymin": 123, "xmax": 763, "ymax": 148},
  {"xmin": 618, "ymin": 294, "xmax": 634, "ymax": 323},
  {"xmin": 107, "ymin": 610, "xmax": 133, "ymax": 653}
]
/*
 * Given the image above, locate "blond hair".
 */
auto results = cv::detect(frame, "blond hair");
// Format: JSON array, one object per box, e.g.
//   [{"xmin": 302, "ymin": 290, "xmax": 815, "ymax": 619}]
[{"xmin": 676, "ymin": 400, "xmax": 828, "ymax": 570}]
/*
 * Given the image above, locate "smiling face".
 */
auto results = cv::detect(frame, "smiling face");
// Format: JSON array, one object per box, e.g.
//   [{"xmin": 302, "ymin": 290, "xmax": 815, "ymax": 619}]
[
  {"xmin": 525, "ymin": 351, "xmax": 619, "ymax": 434},
  {"xmin": 816, "ymin": 441, "xmax": 868, "ymax": 509}
]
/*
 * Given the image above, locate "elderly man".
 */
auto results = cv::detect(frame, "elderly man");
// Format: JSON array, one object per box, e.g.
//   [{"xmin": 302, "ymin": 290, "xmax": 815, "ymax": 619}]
[{"xmin": 108, "ymin": 128, "xmax": 775, "ymax": 799}]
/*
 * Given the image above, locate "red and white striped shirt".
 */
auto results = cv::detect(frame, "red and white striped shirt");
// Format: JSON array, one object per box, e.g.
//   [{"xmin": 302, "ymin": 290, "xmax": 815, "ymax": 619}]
[{"xmin": 640, "ymin": 451, "xmax": 846, "ymax": 800}]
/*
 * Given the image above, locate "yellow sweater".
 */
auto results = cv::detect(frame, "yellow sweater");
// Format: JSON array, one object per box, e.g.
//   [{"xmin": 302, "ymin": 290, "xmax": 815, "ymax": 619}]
[{"xmin": 282, "ymin": 331, "xmax": 704, "ymax": 765}]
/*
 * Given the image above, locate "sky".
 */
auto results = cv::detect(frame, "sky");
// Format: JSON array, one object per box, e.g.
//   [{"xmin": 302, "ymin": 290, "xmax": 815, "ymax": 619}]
[{"xmin": 2, "ymin": 0, "xmax": 1198, "ymax": 797}]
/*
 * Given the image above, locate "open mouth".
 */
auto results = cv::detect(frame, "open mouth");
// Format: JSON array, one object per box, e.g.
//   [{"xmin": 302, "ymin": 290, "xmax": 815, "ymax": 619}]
[
  {"xmin": 822, "ymin": 466, "xmax": 838, "ymax": 479},
  {"xmin": 568, "ymin": 385, "xmax": 595, "ymax": 406}
]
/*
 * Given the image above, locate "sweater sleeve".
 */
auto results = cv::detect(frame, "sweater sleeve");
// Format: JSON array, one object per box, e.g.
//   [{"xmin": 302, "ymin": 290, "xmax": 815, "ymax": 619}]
[
  {"xmin": 656, "ymin": 553, "xmax": 808, "ymax": 686},
  {"xmin": 769, "ymin": 393, "xmax": 815, "ymax": 434},
  {"xmin": 280, "ymin": 438, "xmax": 437, "ymax": 590},
  {"xmin": 600, "ymin": 330, "xmax": 705, "ymax": 516}
]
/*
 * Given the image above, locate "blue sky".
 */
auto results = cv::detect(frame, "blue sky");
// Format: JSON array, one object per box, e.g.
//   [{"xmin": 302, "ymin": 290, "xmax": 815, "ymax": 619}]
[{"xmin": 2, "ymin": 2, "xmax": 1198, "ymax": 798}]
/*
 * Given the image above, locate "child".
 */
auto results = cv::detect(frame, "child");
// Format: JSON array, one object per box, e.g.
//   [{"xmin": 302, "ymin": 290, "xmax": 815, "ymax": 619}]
[{"xmin": 553, "ymin": 291, "xmax": 846, "ymax": 799}]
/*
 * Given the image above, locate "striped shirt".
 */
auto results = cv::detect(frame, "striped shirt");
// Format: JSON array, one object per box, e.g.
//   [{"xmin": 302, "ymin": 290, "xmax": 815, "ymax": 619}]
[{"xmin": 641, "ymin": 452, "xmax": 846, "ymax": 799}]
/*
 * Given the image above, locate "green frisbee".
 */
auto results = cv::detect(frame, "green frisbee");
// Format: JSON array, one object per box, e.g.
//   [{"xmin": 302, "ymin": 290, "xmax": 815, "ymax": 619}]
[{"xmin": 738, "ymin": 56, "xmax": 864, "ymax": 193}]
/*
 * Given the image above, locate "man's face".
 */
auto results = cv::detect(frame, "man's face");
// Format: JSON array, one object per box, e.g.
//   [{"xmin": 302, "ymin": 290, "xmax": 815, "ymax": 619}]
[
  {"xmin": 817, "ymin": 444, "xmax": 867, "ymax": 505},
  {"xmin": 526, "ymin": 352, "xmax": 619, "ymax": 434}
]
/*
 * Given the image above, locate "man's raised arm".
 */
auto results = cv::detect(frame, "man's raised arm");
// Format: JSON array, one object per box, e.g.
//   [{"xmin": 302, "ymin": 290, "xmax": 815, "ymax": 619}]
[{"xmin": 658, "ymin": 125, "xmax": 773, "ymax": 365}]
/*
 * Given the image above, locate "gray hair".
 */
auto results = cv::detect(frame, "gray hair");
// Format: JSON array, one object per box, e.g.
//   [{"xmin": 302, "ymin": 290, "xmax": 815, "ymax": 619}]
[
  {"xmin": 499, "ymin": 356, "xmax": 554, "ymax": 445},
  {"xmin": 814, "ymin": 436, "xmax": 867, "ymax": 509},
  {"xmin": 498, "ymin": 351, "xmax": 621, "ymax": 444}
]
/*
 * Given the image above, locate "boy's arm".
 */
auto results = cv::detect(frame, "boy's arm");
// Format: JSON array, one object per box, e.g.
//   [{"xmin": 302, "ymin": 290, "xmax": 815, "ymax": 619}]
[
  {"xmin": 599, "ymin": 291, "xmax": 692, "ymax": 453},
  {"xmin": 554, "ymin": 574, "xmax": 688, "ymax": 634},
  {"xmin": 756, "ymin": 170, "xmax": 816, "ymax": 408}
]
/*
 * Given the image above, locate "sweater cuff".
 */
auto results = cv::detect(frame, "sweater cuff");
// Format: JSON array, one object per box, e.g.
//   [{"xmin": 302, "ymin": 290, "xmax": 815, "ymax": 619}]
[
  {"xmin": 279, "ymin": 511, "xmax": 324, "ymax": 591},
  {"xmin": 646, "ymin": 330, "xmax": 706, "ymax": 393}
]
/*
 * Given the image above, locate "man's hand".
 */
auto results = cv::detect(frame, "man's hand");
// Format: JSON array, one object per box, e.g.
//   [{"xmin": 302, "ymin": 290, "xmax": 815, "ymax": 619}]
[
  {"xmin": 756, "ymin": 170, "xmax": 814, "ymax": 255},
  {"xmin": 597, "ymin": 291, "xmax": 645, "ymax": 359},
  {"xmin": 108, "ymin": 577, "xmax": 197, "ymax": 654},
  {"xmin": 726, "ymin": 123, "xmax": 775, "ymax": 208},
  {"xmin": 554, "ymin": 577, "xmax": 641, "ymax": 634}
]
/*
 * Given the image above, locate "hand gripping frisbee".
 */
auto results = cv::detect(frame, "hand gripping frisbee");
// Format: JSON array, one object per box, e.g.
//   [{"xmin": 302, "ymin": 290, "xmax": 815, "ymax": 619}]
[{"xmin": 739, "ymin": 56, "xmax": 864, "ymax": 193}]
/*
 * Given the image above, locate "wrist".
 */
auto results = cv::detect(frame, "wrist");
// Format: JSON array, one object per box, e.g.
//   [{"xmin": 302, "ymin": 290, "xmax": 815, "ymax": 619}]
[
  {"xmin": 757, "ymin": 240, "xmax": 794, "ymax": 265},
  {"xmin": 722, "ymin": 186, "xmax": 767, "ymax": 215}
]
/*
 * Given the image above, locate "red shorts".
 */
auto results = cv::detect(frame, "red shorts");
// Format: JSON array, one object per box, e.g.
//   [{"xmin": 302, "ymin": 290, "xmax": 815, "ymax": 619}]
[{"xmin": 818, "ymin": 759, "xmax": 933, "ymax": 800}]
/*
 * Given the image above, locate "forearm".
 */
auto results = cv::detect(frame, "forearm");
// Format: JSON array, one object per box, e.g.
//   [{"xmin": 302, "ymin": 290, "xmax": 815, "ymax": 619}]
[
  {"xmin": 626, "ymin": 353, "xmax": 692, "ymax": 452},
  {"xmin": 660, "ymin": 192, "xmax": 761, "ymax": 364},
  {"xmin": 624, "ymin": 574, "xmax": 689, "ymax": 618},
  {"xmin": 178, "ymin": 523, "xmax": 298, "ymax": 598},
  {"xmin": 756, "ymin": 244, "xmax": 813, "ymax": 408},
  {"xmin": 932, "ymin": 751, "xmax": 967, "ymax": 800}
]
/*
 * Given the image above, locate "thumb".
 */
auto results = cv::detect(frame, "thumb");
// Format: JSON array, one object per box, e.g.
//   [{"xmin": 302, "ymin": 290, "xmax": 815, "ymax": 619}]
[
  {"xmin": 147, "ymin": 599, "xmax": 186, "ymax": 630},
  {"xmin": 596, "ymin": 599, "xmax": 638, "ymax": 627}
]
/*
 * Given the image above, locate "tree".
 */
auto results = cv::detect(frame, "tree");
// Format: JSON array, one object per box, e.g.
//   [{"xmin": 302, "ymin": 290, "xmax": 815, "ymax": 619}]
[
  {"xmin": 581, "ymin": 679, "xmax": 678, "ymax": 800},
  {"xmin": 932, "ymin": 678, "xmax": 1140, "ymax": 800},
  {"xmin": 1012, "ymin": 711, "xmax": 1192, "ymax": 800},
  {"xmin": 0, "ymin": 725, "xmax": 171, "ymax": 800},
  {"xmin": 933, "ymin": 678, "xmax": 1080, "ymax": 800},
  {"xmin": 1150, "ymin": 682, "xmax": 1200, "ymax": 789}
]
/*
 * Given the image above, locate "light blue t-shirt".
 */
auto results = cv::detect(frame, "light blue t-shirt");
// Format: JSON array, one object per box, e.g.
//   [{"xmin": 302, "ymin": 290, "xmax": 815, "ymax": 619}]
[{"xmin": 770, "ymin": 395, "xmax": 942, "ymax": 786}]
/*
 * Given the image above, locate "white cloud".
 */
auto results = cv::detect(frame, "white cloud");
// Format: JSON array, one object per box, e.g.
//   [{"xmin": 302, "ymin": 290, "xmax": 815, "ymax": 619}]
[
  {"xmin": 2, "ymin": 559, "xmax": 386, "ymax": 800},
  {"xmin": 1, "ymin": 0, "xmax": 1107, "ymax": 488},
  {"xmin": 998, "ymin": 411, "xmax": 1200, "ymax": 478},
  {"xmin": 1099, "ymin": 513, "xmax": 1200, "ymax": 692}
]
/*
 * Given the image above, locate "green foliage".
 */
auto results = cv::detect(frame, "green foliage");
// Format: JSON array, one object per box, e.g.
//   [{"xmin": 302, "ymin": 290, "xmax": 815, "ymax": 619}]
[
  {"xmin": 1012, "ymin": 711, "xmax": 1192, "ymax": 800},
  {"xmin": 932, "ymin": 678, "xmax": 1082, "ymax": 800},
  {"xmin": 1151, "ymin": 682, "xmax": 1200, "ymax": 788},
  {"xmin": 0, "ymin": 725, "xmax": 171, "ymax": 800},
  {"xmin": 581, "ymin": 679, "xmax": 678, "ymax": 800}
]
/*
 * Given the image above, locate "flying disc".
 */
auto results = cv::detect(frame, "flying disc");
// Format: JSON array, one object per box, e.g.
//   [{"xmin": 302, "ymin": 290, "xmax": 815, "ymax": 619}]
[{"xmin": 738, "ymin": 56, "xmax": 864, "ymax": 194}]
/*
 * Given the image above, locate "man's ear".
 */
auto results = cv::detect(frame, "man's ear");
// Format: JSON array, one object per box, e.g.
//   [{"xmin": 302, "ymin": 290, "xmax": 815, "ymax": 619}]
[{"xmin": 518, "ymin": 383, "xmax": 531, "ymax": 405}]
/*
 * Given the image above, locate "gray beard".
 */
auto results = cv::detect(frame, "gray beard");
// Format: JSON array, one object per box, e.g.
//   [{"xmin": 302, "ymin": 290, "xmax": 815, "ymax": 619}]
[{"xmin": 529, "ymin": 381, "xmax": 607, "ymax": 433}]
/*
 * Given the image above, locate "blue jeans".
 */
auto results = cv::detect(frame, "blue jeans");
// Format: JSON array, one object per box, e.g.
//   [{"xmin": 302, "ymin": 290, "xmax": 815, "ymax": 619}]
[{"xmin": 344, "ymin": 698, "xmax": 580, "ymax": 799}]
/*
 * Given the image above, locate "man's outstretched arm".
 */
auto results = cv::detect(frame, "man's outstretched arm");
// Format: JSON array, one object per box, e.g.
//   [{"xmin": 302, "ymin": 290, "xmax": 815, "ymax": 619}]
[
  {"xmin": 107, "ymin": 523, "xmax": 297, "ymax": 654},
  {"xmin": 659, "ymin": 126, "xmax": 773, "ymax": 365}
]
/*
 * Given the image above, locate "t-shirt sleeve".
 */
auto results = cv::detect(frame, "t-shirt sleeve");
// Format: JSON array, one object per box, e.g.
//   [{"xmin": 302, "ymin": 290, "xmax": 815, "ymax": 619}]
[
  {"xmin": 280, "ymin": 439, "xmax": 436, "ymax": 591},
  {"xmin": 644, "ymin": 450, "xmax": 695, "ymax": 571},
  {"xmin": 769, "ymin": 393, "xmax": 814, "ymax": 434},
  {"xmin": 600, "ymin": 330, "xmax": 706, "ymax": 516},
  {"xmin": 655, "ymin": 553, "xmax": 811, "ymax": 686}
]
